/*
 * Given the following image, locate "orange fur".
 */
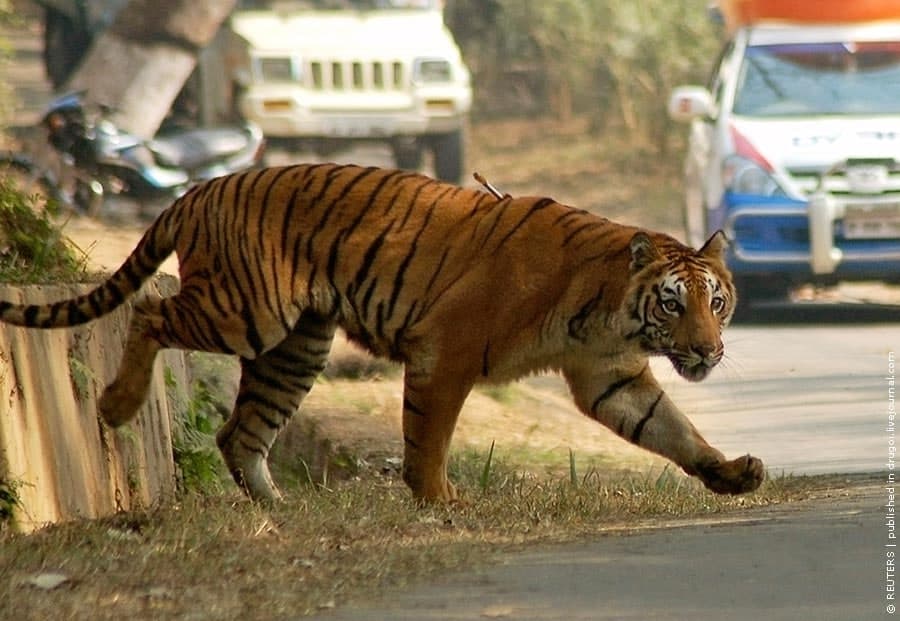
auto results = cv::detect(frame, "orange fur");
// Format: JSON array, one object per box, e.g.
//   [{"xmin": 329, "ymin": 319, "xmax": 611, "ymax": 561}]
[{"xmin": 0, "ymin": 164, "xmax": 764, "ymax": 501}]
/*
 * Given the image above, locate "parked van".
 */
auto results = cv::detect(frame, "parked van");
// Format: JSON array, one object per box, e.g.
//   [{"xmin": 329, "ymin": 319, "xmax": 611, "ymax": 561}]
[{"xmin": 669, "ymin": 0, "xmax": 900, "ymax": 302}]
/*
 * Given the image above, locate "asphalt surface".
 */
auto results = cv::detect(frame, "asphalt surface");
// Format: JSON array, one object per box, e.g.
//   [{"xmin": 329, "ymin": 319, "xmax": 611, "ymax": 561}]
[
  {"xmin": 317, "ymin": 480, "xmax": 881, "ymax": 621},
  {"xmin": 316, "ymin": 304, "xmax": 898, "ymax": 621}
]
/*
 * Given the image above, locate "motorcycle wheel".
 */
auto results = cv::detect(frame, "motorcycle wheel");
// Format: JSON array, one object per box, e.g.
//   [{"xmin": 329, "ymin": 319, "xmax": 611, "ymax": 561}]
[{"xmin": 0, "ymin": 157, "xmax": 57, "ymax": 214}]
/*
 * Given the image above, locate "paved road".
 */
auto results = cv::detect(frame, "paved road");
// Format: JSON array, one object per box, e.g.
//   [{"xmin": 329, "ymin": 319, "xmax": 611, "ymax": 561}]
[
  {"xmin": 317, "ymin": 307, "xmax": 897, "ymax": 620},
  {"xmin": 669, "ymin": 304, "xmax": 900, "ymax": 476},
  {"xmin": 318, "ymin": 480, "xmax": 882, "ymax": 621}
]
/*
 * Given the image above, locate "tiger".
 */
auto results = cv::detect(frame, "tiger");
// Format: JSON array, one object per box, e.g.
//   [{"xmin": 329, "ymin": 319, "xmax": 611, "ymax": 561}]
[{"xmin": 0, "ymin": 163, "xmax": 764, "ymax": 502}]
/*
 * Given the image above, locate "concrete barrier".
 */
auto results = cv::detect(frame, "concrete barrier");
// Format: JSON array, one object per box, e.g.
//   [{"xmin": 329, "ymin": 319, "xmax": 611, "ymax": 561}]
[{"xmin": 0, "ymin": 277, "xmax": 186, "ymax": 532}]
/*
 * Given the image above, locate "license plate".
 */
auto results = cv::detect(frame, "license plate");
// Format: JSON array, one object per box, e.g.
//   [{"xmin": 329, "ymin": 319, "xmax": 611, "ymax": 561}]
[
  {"xmin": 843, "ymin": 202, "xmax": 900, "ymax": 239},
  {"xmin": 323, "ymin": 118, "xmax": 393, "ymax": 138}
]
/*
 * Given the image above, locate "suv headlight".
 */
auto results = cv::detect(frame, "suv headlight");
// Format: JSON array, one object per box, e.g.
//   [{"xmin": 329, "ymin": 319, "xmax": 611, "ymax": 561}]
[
  {"xmin": 722, "ymin": 155, "xmax": 787, "ymax": 197},
  {"xmin": 255, "ymin": 56, "xmax": 300, "ymax": 84},
  {"xmin": 413, "ymin": 58, "xmax": 453, "ymax": 84}
]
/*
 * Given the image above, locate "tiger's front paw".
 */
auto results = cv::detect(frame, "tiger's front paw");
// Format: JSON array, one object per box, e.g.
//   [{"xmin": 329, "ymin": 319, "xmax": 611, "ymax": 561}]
[{"xmin": 696, "ymin": 454, "xmax": 765, "ymax": 495}]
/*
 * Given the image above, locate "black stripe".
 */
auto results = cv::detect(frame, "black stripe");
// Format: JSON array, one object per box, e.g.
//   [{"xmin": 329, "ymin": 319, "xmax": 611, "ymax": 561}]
[
  {"xmin": 494, "ymin": 197, "xmax": 555, "ymax": 247},
  {"xmin": 181, "ymin": 216, "xmax": 202, "ymax": 264},
  {"xmin": 242, "ymin": 305, "xmax": 265, "ymax": 354},
  {"xmin": 236, "ymin": 422, "xmax": 270, "ymax": 451},
  {"xmin": 236, "ymin": 390, "xmax": 296, "ymax": 422},
  {"xmin": 245, "ymin": 363, "xmax": 307, "ymax": 397},
  {"xmin": 403, "ymin": 397, "xmax": 425, "ymax": 417},
  {"xmin": 104, "ymin": 281, "xmax": 126, "ymax": 307},
  {"xmin": 590, "ymin": 365, "xmax": 647, "ymax": 413},
  {"xmin": 65, "ymin": 304, "xmax": 89, "ymax": 326},
  {"xmin": 306, "ymin": 166, "xmax": 379, "ymax": 263},
  {"xmin": 552, "ymin": 209, "xmax": 582, "ymax": 227},
  {"xmin": 350, "ymin": 220, "xmax": 393, "ymax": 302},
  {"xmin": 360, "ymin": 277, "xmax": 379, "ymax": 322},
  {"xmin": 568, "ymin": 288, "xmax": 604, "ymax": 342},
  {"xmin": 87, "ymin": 292, "xmax": 104, "ymax": 317},
  {"xmin": 122, "ymin": 264, "xmax": 144, "ymax": 291},
  {"xmin": 631, "ymin": 391, "xmax": 664, "ymax": 444},
  {"xmin": 238, "ymin": 438, "xmax": 268, "ymax": 456},
  {"xmin": 385, "ymin": 203, "xmax": 436, "ymax": 321},
  {"xmin": 476, "ymin": 200, "xmax": 512, "ymax": 249},
  {"xmin": 395, "ymin": 178, "xmax": 433, "ymax": 226},
  {"xmin": 390, "ymin": 300, "xmax": 419, "ymax": 360}
]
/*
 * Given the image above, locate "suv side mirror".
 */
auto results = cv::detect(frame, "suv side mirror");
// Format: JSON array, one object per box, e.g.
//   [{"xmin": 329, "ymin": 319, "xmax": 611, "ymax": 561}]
[{"xmin": 668, "ymin": 86, "xmax": 715, "ymax": 122}]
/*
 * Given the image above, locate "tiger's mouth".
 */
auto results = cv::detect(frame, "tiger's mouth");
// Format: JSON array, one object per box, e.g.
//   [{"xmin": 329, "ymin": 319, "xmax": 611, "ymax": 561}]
[{"xmin": 667, "ymin": 354, "xmax": 718, "ymax": 382}]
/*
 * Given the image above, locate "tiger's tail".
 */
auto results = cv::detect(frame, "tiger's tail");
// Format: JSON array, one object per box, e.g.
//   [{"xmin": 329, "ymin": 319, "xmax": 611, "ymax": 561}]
[{"xmin": 0, "ymin": 210, "xmax": 177, "ymax": 328}]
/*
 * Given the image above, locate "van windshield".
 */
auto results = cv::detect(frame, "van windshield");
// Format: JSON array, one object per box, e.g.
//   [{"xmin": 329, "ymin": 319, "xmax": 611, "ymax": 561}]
[{"xmin": 733, "ymin": 41, "xmax": 900, "ymax": 117}]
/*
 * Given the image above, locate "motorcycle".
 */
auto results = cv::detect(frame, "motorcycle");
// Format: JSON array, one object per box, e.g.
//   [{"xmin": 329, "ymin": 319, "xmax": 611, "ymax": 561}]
[{"xmin": 0, "ymin": 91, "xmax": 266, "ymax": 217}]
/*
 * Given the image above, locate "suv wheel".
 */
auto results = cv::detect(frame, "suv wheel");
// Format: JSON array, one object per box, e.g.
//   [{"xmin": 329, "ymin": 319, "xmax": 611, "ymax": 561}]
[
  {"xmin": 429, "ymin": 129, "xmax": 464, "ymax": 184},
  {"xmin": 392, "ymin": 137, "xmax": 423, "ymax": 171}
]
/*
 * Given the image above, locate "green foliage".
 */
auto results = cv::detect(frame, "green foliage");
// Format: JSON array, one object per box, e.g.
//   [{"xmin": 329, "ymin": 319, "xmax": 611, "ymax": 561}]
[
  {"xmin": 0, "ymin": 477, "xmax": 22, "ymax": 527},
  {"xmin": 479, "ymin": 440, "xmax": 495, "ymax": 491},
  {"xmin": 164, "ymin": 367, "xmax": 226, "ymax": 495},
  {"xmin": 568, "ymin": 448, "xmax": 577, "ymax": 487},
  {"xmin": 68, "ymin": 353, "xmax": 95, "ymax": 401},
  {"xmin": 0, "ymin": 177, "xmax": 86, "ymax": 283}
]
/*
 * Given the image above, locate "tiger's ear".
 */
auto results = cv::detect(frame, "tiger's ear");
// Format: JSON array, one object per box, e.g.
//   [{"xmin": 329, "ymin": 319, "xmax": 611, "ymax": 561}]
[
  {"xmin": 698, "ymin": 230, "xmax": 729, "ymax": 261},
  {"xmin": 629, "ymin": 232, "xmax": 661, "ymax": 273}
]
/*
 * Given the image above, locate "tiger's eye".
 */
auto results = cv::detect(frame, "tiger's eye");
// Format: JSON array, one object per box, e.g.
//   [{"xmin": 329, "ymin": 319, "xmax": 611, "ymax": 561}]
[
  {"xmin": 710, "ymin": 297, "xmax": 726, "ymax": 313},
  {"xmin": 662, "ymin": 299, "xmax": 681, "ymax": 314}
]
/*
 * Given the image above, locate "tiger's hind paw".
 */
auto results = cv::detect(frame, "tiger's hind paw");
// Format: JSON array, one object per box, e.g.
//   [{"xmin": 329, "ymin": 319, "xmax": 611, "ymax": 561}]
[
  {"xmin": 696, "ymin": 454, "xmax": 765, "ymax": 495},
  {"xmin": 98, "ymin": 380, "xmax": 148, "ymax": 427}
]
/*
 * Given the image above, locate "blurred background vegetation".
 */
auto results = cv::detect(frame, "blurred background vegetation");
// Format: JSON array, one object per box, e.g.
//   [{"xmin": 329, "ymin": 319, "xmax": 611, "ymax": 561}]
[
  {"xmin": 0, "ymin": 0, "xmax": 14, "ymax": 127},
  {"xmin": 445, "ymin": 0, "xmax": 721, "ymax": 154},
  {"xmin": 0, "ymin": 0, "xmax": 721, "ymax": 153}
]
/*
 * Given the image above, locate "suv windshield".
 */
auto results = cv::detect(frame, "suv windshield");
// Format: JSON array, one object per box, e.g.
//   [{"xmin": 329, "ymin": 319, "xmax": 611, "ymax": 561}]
[{"xmin": 733, "ymin": 41, "xmax": 900, "ymax": 117}]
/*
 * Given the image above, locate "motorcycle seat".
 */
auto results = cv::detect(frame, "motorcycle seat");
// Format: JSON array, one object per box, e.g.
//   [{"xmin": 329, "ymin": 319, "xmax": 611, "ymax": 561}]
[{"xmin": 150, "ymin": 127, "xmax": 253, "ymax": 171}]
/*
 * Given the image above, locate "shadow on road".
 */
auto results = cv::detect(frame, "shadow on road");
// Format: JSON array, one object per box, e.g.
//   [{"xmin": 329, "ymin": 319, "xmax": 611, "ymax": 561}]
[{"xmin": 734, "ymin": 300, "xmax": 900, "ymax": 325}]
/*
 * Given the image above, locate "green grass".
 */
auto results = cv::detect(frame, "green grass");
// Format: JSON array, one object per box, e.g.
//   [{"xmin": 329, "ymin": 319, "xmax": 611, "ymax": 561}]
[
  {"xmin": 164, "ymin": 366, "xmax": 227, "ymax": 495},
  {"xmin": 0, "ymin": 176, "xmax": 88, "ymax": 284}
]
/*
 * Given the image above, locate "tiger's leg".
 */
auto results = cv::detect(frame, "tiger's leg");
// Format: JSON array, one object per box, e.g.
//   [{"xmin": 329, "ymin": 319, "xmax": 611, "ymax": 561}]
[
  {"xmin": 400, "ymin": 368, "xmax": 474, "ymax": 502},
  {"xmin": 216, "ymin": 312, "xmax": 337, "ymax": 501},
  {"xmin": 99, "ymin": 289, "xmax": 294, "ymax": 427},
  {"xmin": 564, "ymin": 364, "xmax": 765, "ymax": 494},
  {"xmin": 98, "ymin": 295, "xmax": 168, "ymax": 426}
]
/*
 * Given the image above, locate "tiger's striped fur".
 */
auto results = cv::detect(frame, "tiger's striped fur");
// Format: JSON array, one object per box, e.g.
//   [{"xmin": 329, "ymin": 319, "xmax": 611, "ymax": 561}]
[{"xmin": 0, "ymin": 163, "xmax": 764, "ymax": 501}]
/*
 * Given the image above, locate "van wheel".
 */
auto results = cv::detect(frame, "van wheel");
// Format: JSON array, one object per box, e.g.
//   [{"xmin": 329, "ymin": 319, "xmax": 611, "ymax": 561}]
[{"xmin": 733, "ymin": 275, "xmax": 792, "ymax": 321}]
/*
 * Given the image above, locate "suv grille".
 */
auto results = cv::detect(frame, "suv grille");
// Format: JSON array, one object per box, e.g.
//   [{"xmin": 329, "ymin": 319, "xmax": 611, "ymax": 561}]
[{"xmin": 309, "ymin": 60, "xmax": 406, "ymax": 91}]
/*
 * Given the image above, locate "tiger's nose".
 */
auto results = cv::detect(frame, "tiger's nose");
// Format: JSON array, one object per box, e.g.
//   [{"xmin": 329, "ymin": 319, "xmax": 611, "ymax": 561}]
[{"xmin": 691, "ymin": 343, "xmax": 718, "ymax": 359}]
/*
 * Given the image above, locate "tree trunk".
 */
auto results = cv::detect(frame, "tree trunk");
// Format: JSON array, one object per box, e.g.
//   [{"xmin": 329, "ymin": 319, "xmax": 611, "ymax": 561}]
[{"xmin": 62, "ymin": 0, "xmax": 237, "ymax": 139}]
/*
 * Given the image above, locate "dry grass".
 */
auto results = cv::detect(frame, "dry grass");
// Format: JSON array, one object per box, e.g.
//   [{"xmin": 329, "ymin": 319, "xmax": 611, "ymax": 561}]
[
  {"xmin": 0, "ymin": 454, "xmax": 853, "ymax": 621},
  {"xmin": 0, "ymin": 117, "xmax": 860, "ymax": 619}
]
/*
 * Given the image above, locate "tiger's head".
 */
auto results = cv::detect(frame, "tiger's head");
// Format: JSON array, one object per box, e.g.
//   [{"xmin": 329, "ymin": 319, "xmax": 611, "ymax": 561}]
[{"xmin": 624, "ymin": 230, "xmax": 736, "ymax": 382}]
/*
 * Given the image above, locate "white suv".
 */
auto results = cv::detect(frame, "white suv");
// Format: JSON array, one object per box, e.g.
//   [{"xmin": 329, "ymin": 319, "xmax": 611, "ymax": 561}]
[
  {"xmin": 231, "ymin": 0, "xmax": 472, "ymax": 183},
  {"xmin": 670, "ymin": 20, "xmax": 900, "ymax": 301}
]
